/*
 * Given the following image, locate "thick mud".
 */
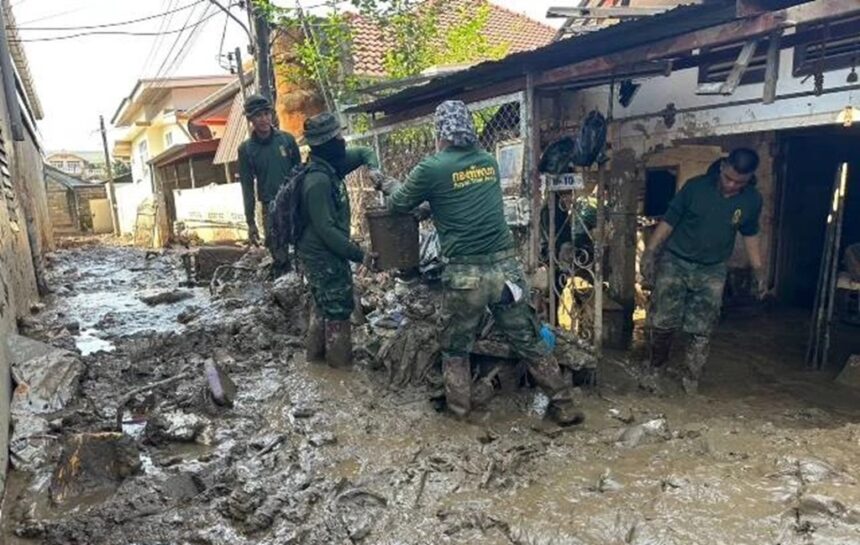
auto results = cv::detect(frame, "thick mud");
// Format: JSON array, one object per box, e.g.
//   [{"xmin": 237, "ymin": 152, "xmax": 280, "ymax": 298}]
[{"xmin": 3, "ymin": 241, "xmax": 860, "ymax": 545}]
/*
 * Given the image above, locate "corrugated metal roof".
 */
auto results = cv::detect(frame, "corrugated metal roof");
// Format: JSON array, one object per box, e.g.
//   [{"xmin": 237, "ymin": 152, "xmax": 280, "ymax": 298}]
[
  {"xmin": 349, "ymin": 0, "xmax": 741, "ymax": 115},
  {"xmin": 213, "ymin": 93, "xmax": 247, "ymax": 165},
  {"xmin": 150, "ymin": 140, "xmax": 220, "ymax": 167},
  {"xmin": 44, "ymin": 164, "xmax": 103, "ymax": 189}
]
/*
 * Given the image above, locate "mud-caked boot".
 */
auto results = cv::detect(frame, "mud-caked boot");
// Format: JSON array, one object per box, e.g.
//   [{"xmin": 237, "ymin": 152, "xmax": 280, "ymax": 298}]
[
  {"xmin": 325, "ymin": 320, "xmax": 353, "ymax": 369},
  {"xmin": 442, "ymin": 355, "xmax": 471, "ymax": 417},
  {"xmin": 649, "ymin": 328, "xmax": 674, "ymax": 369},
  {"xmin": 682, "ymin": 334, "xmax": 710, "ymax": 395},
  {"xmin": 306, "ymin": 307, "xmax": 326, "ymax": 363},
  {"xmin": 528, "ymin": 355, "xmax": 585, "ymax": 426}
]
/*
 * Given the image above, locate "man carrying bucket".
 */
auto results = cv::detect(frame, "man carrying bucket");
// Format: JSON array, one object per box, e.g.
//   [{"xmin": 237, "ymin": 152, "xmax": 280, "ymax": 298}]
[
  {"xmin": 297, "ymin": 112, "xmax": 379, "ymax": 368},
  {"xmin": 377, "ymin": 100, "xmax": 584, "ymax": 426}
]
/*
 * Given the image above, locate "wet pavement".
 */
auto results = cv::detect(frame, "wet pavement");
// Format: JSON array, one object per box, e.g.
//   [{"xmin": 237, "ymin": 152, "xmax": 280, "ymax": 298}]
[{"xmin": 3, "ymin": 240, "xmax": 860, "ymax": 545}]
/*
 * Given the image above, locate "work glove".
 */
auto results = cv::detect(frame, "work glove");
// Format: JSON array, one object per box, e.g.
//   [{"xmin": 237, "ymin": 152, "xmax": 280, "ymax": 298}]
[
  {"xmin": 411, "ymin": 202, "xmax": 432, "ymax": 222},
  {"xmin": 753, "ymin": 266, "xmax": 769, "ymax": 300},
  {"xmin": 247, "ymin": 224, "xmax": 260, "ymax": 247},
  {"xmin": 640, "ymin": 248, "xmax": 657, "ymax": 290},
  {"xmin": 368, "ymin": 168, "xmax": 386, "ymax": 190}
]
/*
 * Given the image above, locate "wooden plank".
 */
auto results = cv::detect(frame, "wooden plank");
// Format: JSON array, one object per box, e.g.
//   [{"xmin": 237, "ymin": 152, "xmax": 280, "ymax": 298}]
[
  {"xmin": 762, "ymin": 30, "xmax": 782, "ymax": 104},
  {"xmin": 719, "ymin": 39, "xmax": 759, "ymax": 95}
]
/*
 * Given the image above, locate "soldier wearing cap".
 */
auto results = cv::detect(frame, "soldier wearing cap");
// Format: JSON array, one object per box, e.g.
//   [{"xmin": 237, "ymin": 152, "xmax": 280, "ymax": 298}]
[
  {"xmin": 237, "ymin": 94, "xmax": 301, "ymax": 277},
  {"xmin": 377, "ymin": 100, "xmax": 585, "ymax": 426},
  {"xmin": 297, "ymin": 112, "xmax": 380, "ymax": 368}
]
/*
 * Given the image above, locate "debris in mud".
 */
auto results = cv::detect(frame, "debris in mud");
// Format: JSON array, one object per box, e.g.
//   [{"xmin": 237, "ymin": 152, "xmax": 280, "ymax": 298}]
[
  {"xmin": 177, "ymin": 305, "xmax": 201, "ymax": 324},
  {"xmin": 145, "ymin": 410, "xmax": 213, "ymax": 445},
  {"xmin": 836, "ymin": 354, "xmax": 860, "ymax": 388},
  {"xmin": 139, "ymin": 289, "xmax": 194, "ymax": 306},
  {"xmin": 49, "ymin": 432, "xmax": 141, "ymax": 505},
  {"xmin": 608, "ymin": 407, "xmax": 635, "ymax": 424},
  {"xmin": 616, "ymin": 417, "xmax": 670, "ymax": 448},
  {"xmin": 205, "ymin": 359, "xmax": 237, "ymax": 407}
]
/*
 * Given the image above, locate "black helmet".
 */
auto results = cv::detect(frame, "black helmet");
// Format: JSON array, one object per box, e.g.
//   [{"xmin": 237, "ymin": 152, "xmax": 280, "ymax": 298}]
[{"xmin": 243, "ymin": 94, "xmax": 272, "ymax": 118}]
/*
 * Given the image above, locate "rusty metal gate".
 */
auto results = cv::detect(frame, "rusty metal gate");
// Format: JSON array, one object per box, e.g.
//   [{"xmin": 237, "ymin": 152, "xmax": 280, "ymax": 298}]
[{"xmin": 540, "ymin": 170, "xmax": 605, "ymax": 354}]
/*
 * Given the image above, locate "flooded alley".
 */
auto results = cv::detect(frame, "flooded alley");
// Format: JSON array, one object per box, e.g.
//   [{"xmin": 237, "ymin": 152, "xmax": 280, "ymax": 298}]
[{"xmin": 2, "ymin": 240, "xmax": 859, "ymax": 545}]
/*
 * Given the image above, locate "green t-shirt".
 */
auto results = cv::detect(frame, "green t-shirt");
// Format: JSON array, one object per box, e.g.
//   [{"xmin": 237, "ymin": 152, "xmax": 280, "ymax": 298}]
[
  {"xmin": 664, "ymin": 173, "xmax": 762, "ymax": 265},
  {"xmin": 238, "ymin": 129, "xmax": 301, "ymax": 226},
  {"xmin": 387, "ymin": 145, "xmax": 514, "ymax": 259},
  {"xmin": 297, "ymin": 147, "xmax": 378, "ymax": 264}
]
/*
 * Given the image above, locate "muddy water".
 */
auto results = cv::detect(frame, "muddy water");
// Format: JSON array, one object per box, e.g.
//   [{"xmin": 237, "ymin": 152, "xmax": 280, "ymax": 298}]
[{"xmin": 3, "ymin": 243, "xmax": 860, "ymax": 544}]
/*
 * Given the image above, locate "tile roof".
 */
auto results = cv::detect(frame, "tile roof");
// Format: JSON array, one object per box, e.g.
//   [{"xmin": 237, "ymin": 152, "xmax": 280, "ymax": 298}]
[{"xmin": 347, "ymin": 0, "xmax": 556, "ymax": 77}]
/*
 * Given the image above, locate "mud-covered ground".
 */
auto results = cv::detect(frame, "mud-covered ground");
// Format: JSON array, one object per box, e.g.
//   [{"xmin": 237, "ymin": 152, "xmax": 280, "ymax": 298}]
[{"xmin": 3, "ymin": 240, "xmax": 860, "ymax": 545}]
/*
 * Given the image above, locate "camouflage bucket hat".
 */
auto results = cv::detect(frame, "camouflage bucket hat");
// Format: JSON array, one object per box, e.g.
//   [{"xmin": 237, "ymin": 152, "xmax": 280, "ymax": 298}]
[
  {"xmin": 244, "ymin": 94, "xmax": 272, "ymax": 118},
  {"xmin": 435, "ymin": 100, "xmax": 477, "ymax": 147},
  {"xmin": 303, "ymin": 112, "xmax": 341, "ymax": 146}
]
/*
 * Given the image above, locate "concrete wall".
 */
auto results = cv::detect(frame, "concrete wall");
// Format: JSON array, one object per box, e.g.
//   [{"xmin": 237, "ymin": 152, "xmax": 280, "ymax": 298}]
[
  {"xmin": 115, "ymin": 180, "xmax": 152, "ymax": 235},
  {"xmin": 46, "ymin": 180, "xmax": 75, "ymax": 235},
  {"xmin": 173, "ymin": 182, "xmax": 246, "ymax": 242}
]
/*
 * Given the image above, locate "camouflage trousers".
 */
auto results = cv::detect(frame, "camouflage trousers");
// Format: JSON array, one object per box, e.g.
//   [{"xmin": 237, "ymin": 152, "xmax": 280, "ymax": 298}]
[
  {"xmin": 299, "ymin": 253, "xmax": 354, "ymax": 321},
  {"xmin": 441, "ymin": 254, "xmax": 548, "ymax": 362},
  {"xmin": 260, "ymin": 201, "xmax": 290, "ymax": 277},
  {"xmin": 650, "ymin": 252, "xmax": 726, "ymax": 336}
]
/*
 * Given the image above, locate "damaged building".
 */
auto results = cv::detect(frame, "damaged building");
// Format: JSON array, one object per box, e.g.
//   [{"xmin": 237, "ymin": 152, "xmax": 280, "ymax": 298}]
[{"xmin": 347, "ymin": 0, "xmax": 860, "ymax": 373}]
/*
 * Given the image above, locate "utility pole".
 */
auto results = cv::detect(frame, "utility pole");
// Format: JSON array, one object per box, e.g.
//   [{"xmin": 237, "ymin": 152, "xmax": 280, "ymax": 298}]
[
  {"xmin": 99, "ymin": 115, "xmax": 120, "ymax": 236},
  {"xmin": 233, "ymin": 47, "xmax": 248, "ymax": 98},
  {"xmin": 250, "ymin": 1, "xmax": 273, "ymax": 102}
]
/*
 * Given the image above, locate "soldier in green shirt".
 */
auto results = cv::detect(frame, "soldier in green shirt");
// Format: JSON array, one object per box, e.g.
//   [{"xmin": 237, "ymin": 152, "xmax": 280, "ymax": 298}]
[
  {"xmin": 237, "ymin": 94, "xmax": 301, "ymax": 277},
  {"xmin": 379, "ymin": 100, "xmax": 584, "ymax": 426},
  {"xmin": 298, "ymin": 112, "xmax": 379, "ymax": 368},
  {"xmin": 641, "ymin": 148, "xmax": 765, "ymax": 394}
]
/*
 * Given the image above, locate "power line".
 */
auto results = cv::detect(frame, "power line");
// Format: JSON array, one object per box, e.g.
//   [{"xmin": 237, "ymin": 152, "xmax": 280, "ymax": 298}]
[
  {"xmin": 12, "ymin": 1, "xmax": 203, "ymax": 31},
  {"xmin": 141, "ymin": 0, "xmax": 177, "ymax": 78},
  {"xmin": 10, "ymin": 10, "xmax": 222, "ymax": 43}
]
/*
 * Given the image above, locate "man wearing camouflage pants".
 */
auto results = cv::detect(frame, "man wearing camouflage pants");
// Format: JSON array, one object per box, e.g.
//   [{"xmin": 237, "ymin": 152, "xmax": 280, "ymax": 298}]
[
  {"xmin": 297, "ymin": 112, "xmax": 379, "ymax": 368},
  {"xmin": 641, "ymin": 148, "xmax": 765, "ymax": 394},
  {"xmin": 379, "ymin": 100, "xmax": 584, "ymax": 425}
]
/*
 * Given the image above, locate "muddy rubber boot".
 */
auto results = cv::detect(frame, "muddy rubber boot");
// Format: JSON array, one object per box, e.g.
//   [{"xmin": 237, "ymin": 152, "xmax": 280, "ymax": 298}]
[
  {"xmin": 527, "ymin": 355, "xmax": 585, "ymax": 426},
  {"xmin": 306, "ymin": 307, "xmax": 326, "ymax": 363},
  {"xmin": 325, "ymin": 320, "xmax": 353, "ymax": 369},
  {"xmin": 649, "ymin": 328, "xmax": 674, "ymax": 369},
  {"xmin": 442, "ymin": 355, "xmax": 471, "ymax": 417},
  {"xmin": 682, "ymin": 334, "xmax": 710, "ymax": 395}
]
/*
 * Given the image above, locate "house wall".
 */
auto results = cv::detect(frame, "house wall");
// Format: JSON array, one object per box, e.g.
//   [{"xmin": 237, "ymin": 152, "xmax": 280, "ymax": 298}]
[
  {"xmin": 173, "ymin": 182, "xmax": 246, "ymax": 242},
  {"xmin": 114, "ymin": 180, "xmax": 151, "ymax": 235}
]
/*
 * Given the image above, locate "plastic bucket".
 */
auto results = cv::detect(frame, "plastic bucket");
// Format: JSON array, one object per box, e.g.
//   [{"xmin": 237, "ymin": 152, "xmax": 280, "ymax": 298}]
[{"xmin": 365, "ymin": 208, "xmax": 419, "ymax": 270}]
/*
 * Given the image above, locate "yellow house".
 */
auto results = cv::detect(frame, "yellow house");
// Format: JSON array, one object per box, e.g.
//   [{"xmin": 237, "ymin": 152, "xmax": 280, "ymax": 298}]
[{"xmin": 110, "ymin": 76, "xmax": 233, "ymax": 235}]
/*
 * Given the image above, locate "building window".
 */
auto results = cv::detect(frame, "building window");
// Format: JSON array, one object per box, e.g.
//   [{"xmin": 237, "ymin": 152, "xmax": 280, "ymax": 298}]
[
  {"xmin": 50, "ymin": 161, "xmax": 63, "ymax": 169},
  {"xmin": 138, "ymin": 140, "xmax": 150, "ymax": 179},
  {"xmin": 165, "ymin": 131, "xmax": 174, "ymax": 148},
  {"xmin": 66, "ymin": 161, "xmax": 80, "ymax": 173},
  {"xmin": 698, "ymin": 40, "xmax": 770, "ymax": 87},
  {"xmin": 793, "ymin": 17, "xmax": 860, "ymax": 76}
]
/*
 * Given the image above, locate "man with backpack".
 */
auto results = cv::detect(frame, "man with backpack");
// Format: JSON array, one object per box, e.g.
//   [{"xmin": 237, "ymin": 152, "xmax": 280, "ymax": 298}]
[
  {"xmin": 376, "ymin": 100, "xmax": 584, "ymax": 426},
  {"xmin": 296, "ymin": 112, "xmax": 379, "ymax": 368},
  {"xmin": 237, "ymin": 94, "xmax": 301, "ymax": 278}
]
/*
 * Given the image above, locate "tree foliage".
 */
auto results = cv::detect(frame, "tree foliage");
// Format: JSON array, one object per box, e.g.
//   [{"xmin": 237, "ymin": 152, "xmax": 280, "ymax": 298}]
[{"xmin": 252, "ymin": 0, "xmax": 510, "ymax": 100}]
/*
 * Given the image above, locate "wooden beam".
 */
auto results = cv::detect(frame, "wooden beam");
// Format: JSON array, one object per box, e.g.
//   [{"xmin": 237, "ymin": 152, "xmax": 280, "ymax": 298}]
[
  {"xmin": 546, "ymin": 6, "xmax": 673, "ymax": 19},
  {"xmin": 762, "ymin": 29, "xmax": 782, "ymax": 104},
  {"xmin": 537, "ymin": 0, "xmax": 860, "ymax": 89},
  {"xmin": 697, "ymin": 39, "xmax": 758, "ymax": 95}
]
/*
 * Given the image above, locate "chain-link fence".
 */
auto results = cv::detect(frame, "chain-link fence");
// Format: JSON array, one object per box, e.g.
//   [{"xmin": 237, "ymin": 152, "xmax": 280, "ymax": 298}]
[{"xmin": 346, "ymin": 93, "xmax": 526, "ymax": 238}]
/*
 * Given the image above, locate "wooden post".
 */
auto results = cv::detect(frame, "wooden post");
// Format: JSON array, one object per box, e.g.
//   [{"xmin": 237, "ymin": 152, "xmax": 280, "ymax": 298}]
[
  {"xmin": 524, "ymin": 73, "xmax": 541, "ymax": 272},
  {"xmin": 189, "ymin": 157, "xmax": 197, "ymax": 188},
  {"xmin": 99, "ymin": 115, "xmax": 120, "ymax": 235},
  {"xmin": 763, "ymin": 30, "xmax": 782, "ymax": 104},
  {"xmin": 224, "ymin": 162, "xmax": 232, "ymax": 184},
  {"xmin": 594, "ymin": 166, "xmax": 606, "ymax": 356},
  {"xmin": 548, "ymin": 191, "xmax": 557, "ymax": 327}
]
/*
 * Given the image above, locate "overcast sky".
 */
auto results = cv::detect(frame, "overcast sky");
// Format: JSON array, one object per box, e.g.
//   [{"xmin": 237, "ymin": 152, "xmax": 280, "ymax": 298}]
[{"xmin": 11, "ymin": 0, "xmax": 562, "ymax": 152}]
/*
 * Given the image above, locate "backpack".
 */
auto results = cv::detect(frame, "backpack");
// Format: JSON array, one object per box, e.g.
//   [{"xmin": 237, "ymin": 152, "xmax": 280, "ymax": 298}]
[{"xmin": 270, "ymin": 164, "xmax": 313, "ymax": 251}]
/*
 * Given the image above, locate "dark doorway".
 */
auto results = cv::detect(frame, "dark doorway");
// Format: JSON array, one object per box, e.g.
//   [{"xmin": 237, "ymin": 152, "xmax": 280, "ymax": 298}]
[
  {"xmin": 777, "ymin": 131, "xmax": 860, "ymax": 307},
  {"xmin": 644, "ymin": 168, "xmax": 677, "ymax": 218}
]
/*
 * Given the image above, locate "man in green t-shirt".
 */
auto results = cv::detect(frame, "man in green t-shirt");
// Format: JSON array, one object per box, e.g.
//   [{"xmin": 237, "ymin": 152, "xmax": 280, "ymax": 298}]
[
  {"xmin": 641, "ymin": 148, "xmax": 765, "ymax": 394},
  {"xmin": 297, "ymin": 112, "xmax": 378, "ymax": 368},
  {"xmin": 378, "ymin": 100, "xmax": 584, "ymax": 426},
  {"xmin": 237, "ymin": 94, "xmax": 301, "ymax": 277}
]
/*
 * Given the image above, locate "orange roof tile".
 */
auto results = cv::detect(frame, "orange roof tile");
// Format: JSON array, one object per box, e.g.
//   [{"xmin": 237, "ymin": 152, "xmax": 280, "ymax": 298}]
[{"xmin": 347, "ymin": 0, "xmax": 555, "ymax": 78}]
